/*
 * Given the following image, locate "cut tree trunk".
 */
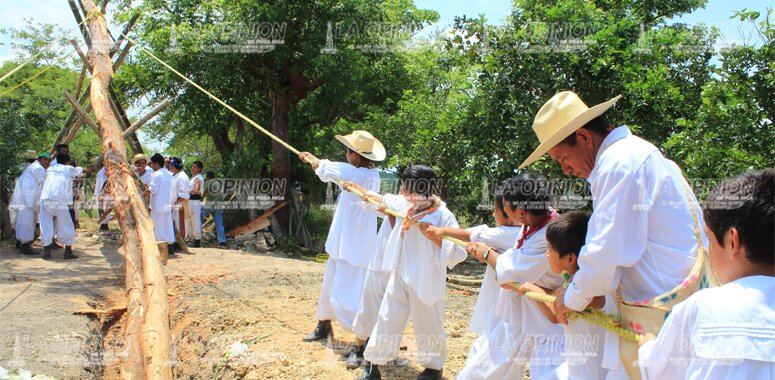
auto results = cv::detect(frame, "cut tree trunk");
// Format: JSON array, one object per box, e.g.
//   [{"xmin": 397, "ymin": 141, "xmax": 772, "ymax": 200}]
[{"xmin": 82, "ymin": 1, "xmax": 171, "ymax": 379}]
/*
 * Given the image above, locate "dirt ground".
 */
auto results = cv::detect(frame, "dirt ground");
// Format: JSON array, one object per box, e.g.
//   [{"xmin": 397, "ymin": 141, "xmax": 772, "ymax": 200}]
[{"xmin": 0, "ymin": 222, "xmax": 493, "ymax": 379}]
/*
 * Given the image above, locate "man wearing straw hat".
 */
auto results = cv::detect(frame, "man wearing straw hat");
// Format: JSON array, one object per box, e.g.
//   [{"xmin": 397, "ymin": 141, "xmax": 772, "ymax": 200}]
[
  {"xmin": 520, "ymin": 91, "xmax": 707, "ymax": 379},
  {"xmin": 131, "ymin": 153, "xmax": 153, "ymax": 187}
]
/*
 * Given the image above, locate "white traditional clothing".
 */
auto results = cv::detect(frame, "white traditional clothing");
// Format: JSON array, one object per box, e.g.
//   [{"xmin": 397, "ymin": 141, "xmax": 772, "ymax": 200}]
[
  {"xmin": 171, "ymin": 171, "xmax": 190, "ymax": 238},
  {"xmin": 639, "ymin": 275, "xmax": 775, "ymax": 379},
  {"xmin": 313, "ymin": 159, "xmax": 380, "ymax": 332},
  {"xmin": 187, "ymin": 173, "xmax": 204, "ymax": 241},
  {"xmin": 364, "ymin": 198, "xmax": 467, "ymax": 370},
  {"xmin": 149, "ymin": 168, "xmax": 175, "ymax": 244},
  {"xmin": 536, "ymin": 313, "xmax": 608, "ymax": 380},
  {"xmin": 352, "ymin": 215, "xmax": 398, "ymax": 340},
  {"xmin": 10, "ymin": 162, "xmax": 46, "ymax": 243},
  {"xmin": 457, "ymin": 225, "xmax": 526, "ymax": 380},
  {"xmin": 40, "ymin": 164, "xmax": 83, "ymax": 246},
  {"xmin": 495, "ymin": 218, "xmax": 565, "ymax": 380},
  {"xmin": 137, "ymin": 167, "xmax": 153, "ymax": 187},
  {"xmin": 562, "ymin": 126, "xmax": 703, "ymax": 375}
]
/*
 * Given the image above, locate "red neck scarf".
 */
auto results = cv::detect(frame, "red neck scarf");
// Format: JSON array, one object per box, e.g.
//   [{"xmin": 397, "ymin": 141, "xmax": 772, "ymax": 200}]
[{"xmin": 516, "ymin": 209, "xmax": 558, "ymax": 249}]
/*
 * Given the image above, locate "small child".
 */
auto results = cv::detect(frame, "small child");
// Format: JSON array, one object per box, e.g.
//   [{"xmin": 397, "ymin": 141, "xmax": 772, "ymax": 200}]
[
  {"xmin": 360, "ymin": 165, "xmax": 467, "ymax": 380},
  {"xmin": 517, "ymin": 210, "xmax": 607, "ymax": 380},
  {"xmin": 298, "ymin": 130, "xmax": 385, "ymax": 353},
  {"xmin": 638, "ymin": 169, "xmax": 775, "ymax": 379},
  {"xmin": 466, "ymin": 173, "xmax": 565, "ymax": 379},
  {"xmin": 426, "ymin": 183, "xmax": 526, "ymax": 380}
]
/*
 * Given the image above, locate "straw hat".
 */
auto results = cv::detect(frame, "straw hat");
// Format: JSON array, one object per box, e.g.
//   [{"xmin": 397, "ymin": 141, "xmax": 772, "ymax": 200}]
[
  {"xmin": 131, "ymin": 153, "xmax": 150, "ymax": 165},
  {"xmin": 335, "ymin": 130, "xmax": 386, "ymax": 162},
  {"xmin": 519, "ymin": 91, "xmax": 622, "ymax": 169},
  {"xmin": 24, "ymin": 150, "xmax": 37, "ymax": 160}
]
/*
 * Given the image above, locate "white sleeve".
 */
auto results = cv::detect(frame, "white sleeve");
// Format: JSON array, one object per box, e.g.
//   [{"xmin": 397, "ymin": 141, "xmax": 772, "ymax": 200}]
[
  {"xmin": 177, "ymin": 178, "xmax": 190, "ymax": 199},
  {"xmin": 471, "ymin": 226, "xmax": 520, "ymax": 252},
  {"xmin": 638, "ymin": 301, "xmax": 693, "ymax": 380},
  {"xmin": 565, "ymin": 168, "xmax": 649, "ymax": 311},
  {"xmin": 438, "ymin": 211, "xmax": 467, "ymax": 269},
  {"xmin": 149, "ymin": 173, "xmax": 159, "ymax": 193},
  {"xmin": 383, "ymin": 194, "xmax": 411, "ymax": 215},
  {"xmin": 314, "ymin": 160, "xmax": 359, "ymax": 186},
  {"xmin": 495, "ymin": 238, "xmax": 550, "ymax": 284}
]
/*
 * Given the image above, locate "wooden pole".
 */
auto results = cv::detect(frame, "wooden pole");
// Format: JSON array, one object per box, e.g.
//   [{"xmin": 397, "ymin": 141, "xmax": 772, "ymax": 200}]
[{"xmin": 82, "ymin": 2, "xmax": 172, "ymax": 379}]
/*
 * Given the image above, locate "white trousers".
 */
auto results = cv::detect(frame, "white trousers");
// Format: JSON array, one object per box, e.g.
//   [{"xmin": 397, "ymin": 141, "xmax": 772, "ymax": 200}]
[
  {"xmin": 457, "ymin": 320, "xmax": 527, "ymax": 379},
  {"xmin": 316, "ymin": 258, "xmax": 368, "ymax": 332},
  {"xmin": 364, "ymin": 273, "xmax": 447, "ymax": 370},
  {"xmin": 14, "ymin": 208, "xmax": 35, "ymax": 243},
  {"xmin": 352, "ymin": 269, "xmax": 391, "ymax": 340},
  {"xmin": 151, "ymin": 211, "xmax": 175, "ymax": 244},
  {"xmin": 40, "ymin": 201, "xmax": 75, "ymax": 246},
  {"xmin": 187, "ymin": 200, "xmax": 202, "ymax": 240}
]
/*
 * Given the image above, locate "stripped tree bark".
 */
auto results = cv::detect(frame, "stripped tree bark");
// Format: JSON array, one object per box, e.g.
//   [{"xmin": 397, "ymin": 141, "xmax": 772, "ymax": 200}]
[{"xmin": 82, "ymin": 1, "xmax": 172, "ymax": 379}]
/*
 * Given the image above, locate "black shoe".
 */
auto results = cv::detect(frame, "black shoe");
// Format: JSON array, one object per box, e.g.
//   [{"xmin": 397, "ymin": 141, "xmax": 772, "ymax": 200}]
[
  {"xmin": 167, "ymin": 243, "xmax": 177, "ymax": 256},
  {"xmin": 218, "ymin": 241, "xmax": 227, "ymax": 248},
  {"xmin": 99, "ymin": 224, "xmax": 109, "ymax": 231},
  {"xmin": 19, "ymin": 243, "xmax": 39, "ymax": 256},
  {"xmin": 15, "ymin": 240, "xmax": 21, "ymax": 249},
  {"xmin": 49, "ymin": 242, "xmax": 63, "ymax": 250},
  {"xmin": 359, "ymin": 362, "xmax": 381, "ymax": 380},
  {"xmin": 302, "ymin": 320, "xmax": 333, "ymax": 342},
  {"xmin": 416, "ymin": 368, "xmax": 442, "ymax": 380},
  {"xmin": 345, "ymin": 349, "xmax": 364, "ymax": 369},
  {"xmin": 42, "ymin": 245, "xmax": 52, "ymax": 260},
  {"xmin": 64, "ymin": 246, "xmax": 79, "ymax": 259},
  {"xmin": 192, "ymin": 240, "xmax": 201, "ymax": 248}
]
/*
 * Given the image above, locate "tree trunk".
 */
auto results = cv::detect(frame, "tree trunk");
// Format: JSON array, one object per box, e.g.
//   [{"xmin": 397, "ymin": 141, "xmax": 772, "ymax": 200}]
[
  {"xmin": 270, "ymin": 92, "xmax": 291, "ymax": 233},
  {"xmin": 83, "ymin": 1, "xmax": 171, "ymax": 378}
]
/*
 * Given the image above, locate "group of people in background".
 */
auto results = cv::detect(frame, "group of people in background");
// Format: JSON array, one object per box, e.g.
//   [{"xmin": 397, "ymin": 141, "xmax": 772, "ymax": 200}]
[
  {"xmin": 299, "ymin": 91, "xmax": 774, "ymax": 380},
  {"xmin": 9, "ymin": 147, "xmax": 228, "ymax": 259}
]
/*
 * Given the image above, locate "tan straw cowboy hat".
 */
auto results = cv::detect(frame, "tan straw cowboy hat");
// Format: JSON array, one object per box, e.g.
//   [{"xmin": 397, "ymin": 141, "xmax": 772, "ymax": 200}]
[
  {"xmin": 335, "ymin": 130, "xmax": 386, "ymax": 161},
  {"xmin": 130, "ymin": 153, "xmax": 151, "ymax": 165},
  {"xmin": 24, "ymin": 150, "xmax": 37, "ymax": 160},
  {"xmin": 519, "ymin": 91, "xmax": 622, "ymax": 169}
]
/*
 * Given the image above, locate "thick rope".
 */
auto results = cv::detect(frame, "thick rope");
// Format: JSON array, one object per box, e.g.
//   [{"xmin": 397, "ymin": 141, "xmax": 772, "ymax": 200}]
[
  {"xmin": 111, "ymin": 22, "xmax": 641, "ymax": 343},
  {"xmin": 0, "ymin": 47, "xmax": 78, "ymax": 98}
]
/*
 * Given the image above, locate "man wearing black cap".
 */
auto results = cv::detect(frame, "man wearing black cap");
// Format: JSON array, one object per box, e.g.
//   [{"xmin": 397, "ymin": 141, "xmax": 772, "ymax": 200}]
[{"xmin": 146, "ymin": 153, "xmax": 176, "ymax": 253}]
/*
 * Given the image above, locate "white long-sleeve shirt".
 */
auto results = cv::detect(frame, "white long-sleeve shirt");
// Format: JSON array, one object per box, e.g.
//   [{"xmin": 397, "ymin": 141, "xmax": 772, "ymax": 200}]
[
  {"xmin": 11, "ymin": 161, "xmax": 47, "ymax": 209},
  {"xmin": 639, "ymin": 275, "xmax": 775, "ymax": 379},
  {"xmin": 564, "ymin": 126, "xmax": 704, "ymax": 371},
  {"xmin": 172, "ymin": 171, "xmax": 190, "ymax": 200},
  {"xmin": 468, "ymin": 224, "xmax": 521, "ymax": 335},
  {"xmin": 565, "ymin": 126, "xmax": 701, "ymax": 310},
  {"xmin": 41, "ymin": 164, "xmax": 83, "ymax": 204},
  {"xmin": 496, "ymin": 221, "xmax": 564, "ymax": 338},
  {"xmin": 385, "ymin": 195, "xmax": 467, "ymax": 306},
  {"xmin": 315, "ymin": 159, "xmax": 381, "ymax": 267},
  {"xmin": 149, "ymin": 168, "xmax": 174, "ymax": 212}
]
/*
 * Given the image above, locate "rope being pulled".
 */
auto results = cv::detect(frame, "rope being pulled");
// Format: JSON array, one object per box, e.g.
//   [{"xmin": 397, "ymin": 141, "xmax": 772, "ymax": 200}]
[{"xmin": 108, "ymin": 17, "xmax": 640, "ymax": 343}]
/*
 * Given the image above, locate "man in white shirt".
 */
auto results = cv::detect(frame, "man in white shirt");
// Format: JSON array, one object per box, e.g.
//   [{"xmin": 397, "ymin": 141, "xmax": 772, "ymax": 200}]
[
  {"xmin": 11, "ymin": 151, "xmax": 50, "ymax": 255},
  {"xmin": 94, "ymin": 164, "xmax": 112, "ymax": 231},
  {"xmin": 169, "ymin": 157, "xmax": 189, "ymax": 250},
  {"xmin": 40, "ymin": 153, "xmax": 83, "ymax": 259},
  {"xmin": 131, "ymin": 153, "xmax": 153, "ymax": 187},
  {"xmin": 520, "ymin": 91, "xmax": 703, "ymax": 379},
  {"xmin": 187, "ymin": 161, "xmax": 205, "ymax": 248},
  {"xmin": 145, "ymin": 153, "xmax": 176, "ymax": 252}
]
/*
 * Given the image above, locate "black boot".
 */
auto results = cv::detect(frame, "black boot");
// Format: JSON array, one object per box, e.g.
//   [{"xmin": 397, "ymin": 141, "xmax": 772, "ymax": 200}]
[
  {"xmin": 192, "ymin": 240, "xmax": 201, "ymax": 248},
  {"xmin": 19, "ymin": 243, "xmax": 39, "ymax": 256},
  {"xmin": 358, "ymin": 362, "xmax": 381, "ymax": 380},
  {"xmin": 346, "ymin": 338, "xmax": 368, "ymax": 369},
  {"xmin": 99, "ymin": 224, "xmax": 109, "ymax": 231},
  {"xmin": 416, "ymin": 368, "xmax": 442, "ymax": 380},
  {"xmin": 63, "ymin": 246, "xmax": 79, "ymax": 260},
  {"xmin": 167, "ymin": 243, "xmax": 177, "ymax": 256},
  {"xmin": 42, "ymin": 244, "xmax": 52, "ymax": 260},
  {"xmin": 303, "ymin": 320, "xmax": 333, "ymax": 342}
]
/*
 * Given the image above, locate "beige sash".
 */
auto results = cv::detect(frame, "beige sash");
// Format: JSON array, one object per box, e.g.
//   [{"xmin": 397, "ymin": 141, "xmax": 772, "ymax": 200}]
[{"xmin": 617, "ymin": 180, "xmax": 720, "ymax": 379}]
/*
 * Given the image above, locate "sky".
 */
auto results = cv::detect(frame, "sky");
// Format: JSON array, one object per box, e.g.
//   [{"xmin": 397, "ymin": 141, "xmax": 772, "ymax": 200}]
[{"xmin": 0, "ymin": 0, "xmax": 771, "ymax": 150}]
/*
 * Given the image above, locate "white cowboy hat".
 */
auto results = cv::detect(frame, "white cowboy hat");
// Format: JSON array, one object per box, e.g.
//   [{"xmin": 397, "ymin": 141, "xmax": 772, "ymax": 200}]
[
  {"xmin": 335, "ymin": 130, "xmax": 386, "ymax": 162},
  {"xmin": 519, "ymin": 91, "xmax": 622, "ymax": 169},
  {"xmin": 130, "ymin": 153, "xmax": 151, "ymax": 165}
]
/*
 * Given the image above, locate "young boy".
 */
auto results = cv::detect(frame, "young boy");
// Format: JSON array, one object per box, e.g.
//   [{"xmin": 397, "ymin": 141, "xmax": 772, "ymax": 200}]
[
  {"xmin": 638, "ymin": 169, "xmax": 774, "ymax": 379},
  {"xmin": 517, "ymin": 210, "xmax": 607, "ymax": 380},
  {"xmin": 426, "ymin": 185, "xmax": 526, "ymax": 379},
  {"xmin": 298, "ymin": 130, "xmax": 385, "ymax": 359},
  {"xmin": 360, "ymin": 165, "xmax": 467, "ymax": 380},
  {"xmin": 466, "ymin": 173, "xmax": 565, "ymax": 379}
]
